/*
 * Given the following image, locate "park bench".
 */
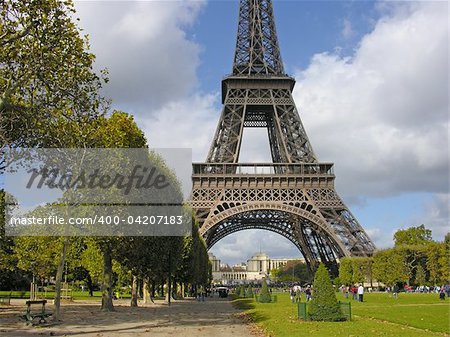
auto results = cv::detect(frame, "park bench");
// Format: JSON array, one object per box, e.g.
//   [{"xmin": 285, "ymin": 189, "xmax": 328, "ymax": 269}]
[
  {"xmin": 0, "ymin": 292, "xmax": 12, "ymax": 305},
  {"xmin": 20, "ymin": 299, "xmax": 52, "ymax": 324}
]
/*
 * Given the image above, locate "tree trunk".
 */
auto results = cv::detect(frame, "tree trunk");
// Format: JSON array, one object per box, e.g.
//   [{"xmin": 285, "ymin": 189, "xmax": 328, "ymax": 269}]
[
  {"xmin": 165, "ymin": 279, "xmax": 171, "ymax": 305},
  {"xmin": 151, "ymin": 280, "xmax": 156, "ymax": 298},
  {"xmin": 53, "ymin": 238, "xmax": 69, "ymax": 322},
  {"xmin": 143, "ymin": 277, "xmax": 149, "ymax": 304},
  {"xmin": 101, "ymin": 246, "xmax": 114, "ymax": 311},
  {"xmin": 160, "ymin": 278, "xmax": 165, "ymax": 297},
  {"xmin": 131, "ymin": 274, "xmax": 138, "ymax": 307}
]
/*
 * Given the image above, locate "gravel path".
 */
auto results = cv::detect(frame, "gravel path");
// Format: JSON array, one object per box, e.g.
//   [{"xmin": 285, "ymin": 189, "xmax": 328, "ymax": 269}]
[{"xmin": 0, "ymin": 298, "xmax": 260, "ymax": 337}]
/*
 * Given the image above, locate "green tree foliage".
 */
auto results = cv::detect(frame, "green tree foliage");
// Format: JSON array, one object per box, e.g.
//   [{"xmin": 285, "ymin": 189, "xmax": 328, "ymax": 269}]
[
  {"xmin": 339, "ymin": 257, "xmax": 374, "ymax": 286},
  {"xmin": 373, "ymin": 249, "xmax": 409, "ymax": 286},
  {"xmin": 426, "ymin": 242, "xmax": 449, "ymax": 285},
  {"xmin": 370, "ymin": 226, "xmax": 447, "ymax": 287},
  {"xmin": 414, "ymin": 264, "xmax": 426, "ymax": 286},
  {"xmin": 309, "ymin": 263, "xmax": 344, "ymax": 321},
  {"xmin": 176, "ymin": 216, "xmax": 210, "ymax": 298},
  {"xmin": 272, "ymin": 260, "xmax": 312, "ymax": 283},
  {"xmin": 394, "ymin": 225, "xmax": 433, "ymax": 246},
  {"xmin": 333, "ymin": 277, "xmax": 341, "ymax": 288},
  {"xmin": 259, "ymin": 278, "xmax": 272, "ymax": 303},
  {"xmin": 352, "ymin": 259, "xmax": 364, "ymax": 284},
  {"xmin": 13, "ymin": 236, "xmax": 62, "ymax": 280},
  {"xmin": 79, "ymin": 239, "xmax": 103, "ymax": 287},
  {"xmin": 338, "ymin": 257, "xmax": 353, "ymax": 286},
  {"xmin": 396, "ymin": 245, "xmax": 428, "ymax": 285},
  {"xmin": 0, "ymin": 0, "xmax": 108, "ymax": 165}
]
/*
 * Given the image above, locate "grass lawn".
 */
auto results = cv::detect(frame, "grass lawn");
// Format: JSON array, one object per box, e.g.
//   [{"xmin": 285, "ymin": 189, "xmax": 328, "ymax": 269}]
[
  {"xmin": 233, "ymin": 292, "xmax": 450, "ymax": 337},
  {"xmin": 0, "ymin": 290, "xmax": 131, "ymax": 300}
]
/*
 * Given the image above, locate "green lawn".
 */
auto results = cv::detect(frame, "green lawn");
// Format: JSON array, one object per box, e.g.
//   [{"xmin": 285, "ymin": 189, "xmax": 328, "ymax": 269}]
[
  {"xmin": 0, "ymin": 290, "xmax": 131, "ymax": 300},
  {"xmin": 233, "ymin": 292, "xmax": 450, "ymax": 337}
]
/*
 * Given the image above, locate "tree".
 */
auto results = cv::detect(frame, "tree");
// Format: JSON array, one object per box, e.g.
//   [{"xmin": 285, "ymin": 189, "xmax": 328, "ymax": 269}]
[
  {"xmin": 272, "ymin": 260, "xmax": 312, "ymax": 283},
  {"xmin": 258, "ymin": 278, "xmax": 271, "ymax": 303},
  {"xmin": 1, "ymin": 0, "xmax": 108, "ymax": 168},
  {"xmin": 309, "ymin": 263, "xmax": 344, "ymax": 321},
  {"xmin": 414, "ymin": 264, "xmax": 426, "ymax": 286},
  {"xmin": 396, "ymin": 245, "xmax": 427, "ymax": 285},
  {"xmin": 394, "ymin": 225, "xmax": 433, "ymax": 246},
  {"xmin": 338, "ymin": 257, "xmax": 353, "ymax": 286},
  {"xmin": 372, "ymin": 249, "xmax": 408, "ymax": 286},
  {"xmin": 239, "ymin": 285, "xmax": 246, "ymax": 298},
  {"xmin": 426, "ymin": 242, "xmax": 449, "ymax": 285},
  {"xmin": 352, "ymin": 259, "xmax": 364, "ymax": 284},
  {"xmin": 79, "ymin": 239, "xmax": 103, "ymax": 295},
  {"xmin": 13, "ymin": 236, "xmax": 62, "ymax": 281},
  {"xmin": 176, "ymin": 217, "xmax": 210, "ymax": 298},
  {"xmin": 2, "ymin": 0, "xmax": 109, "ymax": 320},
  {"xmin": 246, "ymin": 285, "xmax": 254, "ymax": 298}
]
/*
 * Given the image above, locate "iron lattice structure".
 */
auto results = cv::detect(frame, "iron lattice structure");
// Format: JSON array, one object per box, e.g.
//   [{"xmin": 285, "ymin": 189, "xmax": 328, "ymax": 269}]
[{"xmin": 190, "ymin": 0, "xmax": 375, "ymax": 272}]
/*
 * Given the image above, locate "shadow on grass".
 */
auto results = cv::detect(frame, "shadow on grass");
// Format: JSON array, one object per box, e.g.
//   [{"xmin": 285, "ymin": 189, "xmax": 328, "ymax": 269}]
[
  {"xmin": 232, "ymin": 298, "xmax": 270, "ymax": 324},
  {"xmin": 233, "ymin": 298, "xmax": 255, "ymax": 310}
]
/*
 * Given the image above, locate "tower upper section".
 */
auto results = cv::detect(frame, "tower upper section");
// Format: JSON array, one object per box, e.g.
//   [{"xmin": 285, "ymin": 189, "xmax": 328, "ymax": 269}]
[{"xmin": 232, "ymin": 0, "xmax": 285, "ymax": 76}]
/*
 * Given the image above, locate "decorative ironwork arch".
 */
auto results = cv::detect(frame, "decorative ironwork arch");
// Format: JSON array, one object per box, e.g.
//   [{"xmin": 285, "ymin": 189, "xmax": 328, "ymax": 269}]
[{"xmin": 201, "ymin": 204, "xmax": 350, "ymax": 271}]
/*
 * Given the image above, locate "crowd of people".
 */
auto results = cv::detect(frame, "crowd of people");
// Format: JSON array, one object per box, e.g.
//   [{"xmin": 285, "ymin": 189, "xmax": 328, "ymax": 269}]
[
  {"xmin": 287, "ymin": 283, "xmax": 450, "ymax": 303},
  {"xmin": 339, "ymin": 284, "xmax": 365, "ymax": 302}
]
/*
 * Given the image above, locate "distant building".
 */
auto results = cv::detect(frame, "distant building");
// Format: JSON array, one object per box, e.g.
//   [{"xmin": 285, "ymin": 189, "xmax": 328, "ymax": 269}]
[{"xmin": 209, "ymin": 252, "xmax": 304, "ymax": 285}]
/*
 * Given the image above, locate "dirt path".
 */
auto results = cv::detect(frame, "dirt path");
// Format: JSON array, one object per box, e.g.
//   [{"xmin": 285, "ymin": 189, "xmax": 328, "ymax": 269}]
[{"xmin": 0, "ymin": 298, "xmax": 260, "ymax": 337}]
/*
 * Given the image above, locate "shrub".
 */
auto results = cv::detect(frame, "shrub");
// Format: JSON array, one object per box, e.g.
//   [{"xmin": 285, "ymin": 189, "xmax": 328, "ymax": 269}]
[
  {"xmin": 246, "ymin": 285, "xmax": 254, "ymax": 298},
  {"xmin": 258, "ymin": 278, "xmax": 272, "ymax": 303},
  {"xmin": 239, "ymin": 285, "xmax": 246, "ymax": 298},
  {"xmin": 309, "ymin": 263, "xmax": 345, "ymax": 321}
]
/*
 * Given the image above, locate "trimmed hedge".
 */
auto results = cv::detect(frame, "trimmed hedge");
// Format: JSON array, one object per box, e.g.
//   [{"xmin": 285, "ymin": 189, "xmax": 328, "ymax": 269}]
[
  {"xmin": 259, "ymin": 278, "xmax": 272, "ymax": 303},
  {"xmin": 309, "ymin": 263, "xmax": 346, "ymax": 321}
]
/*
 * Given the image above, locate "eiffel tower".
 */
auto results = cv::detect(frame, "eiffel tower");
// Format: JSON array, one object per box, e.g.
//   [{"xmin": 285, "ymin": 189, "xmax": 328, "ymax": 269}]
[{"xmin": 190, "ymin": 0, "xmax": 375, "ymax": 272}]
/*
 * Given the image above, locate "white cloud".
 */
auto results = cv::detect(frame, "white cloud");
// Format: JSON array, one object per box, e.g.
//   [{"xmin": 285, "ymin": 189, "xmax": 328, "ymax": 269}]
[
  {"xmin": 341, "ymin": 18, "xmax": 354, "ymax": 39},
  {"xmin": 209, "ymin": 230, "xmax": 301, "ymax": 265},
  {"xmin": 136, "ymin": 93, "xmax": 219, "ymax": 161},
  {"xmin": 75, "ymin": 0, "xmax": 205, "ymax": 112},
  {"xmin": 412, "ymin": 193, "xmax": 449, "ymax": 241},
  {"xmin": 365, "ymin": 227, "xmax": 395, "ymax": 249},
  {"xmin": 293, "ymin": 1, "xmax": 448, "ymax": 202}
]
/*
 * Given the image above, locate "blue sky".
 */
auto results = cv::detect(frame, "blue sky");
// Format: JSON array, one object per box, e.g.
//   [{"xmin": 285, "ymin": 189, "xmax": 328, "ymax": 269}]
[
  {"xmin": 70, "ymin": 0, "xmax": 449, "ymax": 264},
  {"xmin": 193, "ymin": 0, "xmax": 380, "ymax": 88}
]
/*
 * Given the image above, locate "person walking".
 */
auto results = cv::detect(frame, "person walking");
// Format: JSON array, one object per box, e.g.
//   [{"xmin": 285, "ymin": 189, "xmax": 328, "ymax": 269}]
[
  {"xmin": 439, "ymin": 287, "xmax": 446, "ymax": 300},
  {"xmin": 393, "ymin": 284, "xmax": 399, "ymax": 299},
  {"xmin": 305, "ymin": 287, "xmax": 312, "ymax": 301},
  {"xmin": 358, "ymin": 284, "xmax": 364, "ymax": 302},
  {"xmin": 295, "ymin": 288, "xmax": 301, "ymax": 302},
  {"xmin": 343, "ymin": 286, "xmax": 349, "ymax": 299},
  {"xmin": 350, "ymin": 286, "xmax": 357, "ymax": 300}
]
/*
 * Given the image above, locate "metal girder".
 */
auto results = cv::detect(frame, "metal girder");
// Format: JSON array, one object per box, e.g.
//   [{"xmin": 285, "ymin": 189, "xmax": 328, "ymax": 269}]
[
  {"xmin": 206, "ymin": 87, "xmax": 317, "ymax": 164},
  {"xmin": 233, "ymin": 0, "xmax": 284, "ymax": 75}
]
